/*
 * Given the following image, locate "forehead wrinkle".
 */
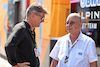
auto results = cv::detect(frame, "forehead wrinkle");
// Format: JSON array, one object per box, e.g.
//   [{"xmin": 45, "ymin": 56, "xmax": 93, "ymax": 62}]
[
  {"xmin": 67, "ymin": 16, "xmax": 80, "ymax": 23},
  {"xmin": 66, "ymin": 13, "xmax": 81, "ymax": 21}
]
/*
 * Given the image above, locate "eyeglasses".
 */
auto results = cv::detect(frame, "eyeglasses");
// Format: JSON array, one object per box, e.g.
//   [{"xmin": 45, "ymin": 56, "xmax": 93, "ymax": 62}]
[
  {"xmin": 34, "ymin": 13, "xmax": 44, "ymax": 20},
  {"xmin": 65, "ymin": 21, "xmax": 75, "ymax": 25}
]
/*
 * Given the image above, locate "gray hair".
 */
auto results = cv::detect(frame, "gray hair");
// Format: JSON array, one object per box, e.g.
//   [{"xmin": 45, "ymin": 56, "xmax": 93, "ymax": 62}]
[{"xmin": 26, "ymin": 2, "xmax": 49, "ymax": 17}]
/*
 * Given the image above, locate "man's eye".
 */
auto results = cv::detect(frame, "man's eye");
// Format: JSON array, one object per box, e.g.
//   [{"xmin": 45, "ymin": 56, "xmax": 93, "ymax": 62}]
[
  {"xmin": 71, "ymin": 21, "xmax": 75, "ymax": 24},
  {"xmin": 65, "ymin": 22, "xmax": 69, "ymax": 24}
]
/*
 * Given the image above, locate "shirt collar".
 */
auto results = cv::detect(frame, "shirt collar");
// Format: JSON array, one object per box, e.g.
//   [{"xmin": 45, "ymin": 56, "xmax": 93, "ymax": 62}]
[
  {"xmin": 77, "ymin": 31, "xmax": 84, "ymax": 41},
  {"xmin": 66, "ymin": 34, "xmax": 70, "ymax": 41},
  {"xmin": 66, "ymin": 31, "xmax": 84, "ymax": 42}
]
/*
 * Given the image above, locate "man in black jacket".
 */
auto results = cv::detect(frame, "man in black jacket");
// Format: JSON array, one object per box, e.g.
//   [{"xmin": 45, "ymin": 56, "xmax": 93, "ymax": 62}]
[{"xmin": 5, "ymin": 2, "xmax": 49, "ymax": 67}]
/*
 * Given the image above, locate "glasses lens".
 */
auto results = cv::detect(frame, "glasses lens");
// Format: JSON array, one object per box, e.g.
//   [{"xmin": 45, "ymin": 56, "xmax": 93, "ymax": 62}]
[
  {"xmin": 41, "ymin": 17, "xmax": 44, "ymax": 20},
  {"xmin": 34, "ymin": 13, "xmax": 44, "ymax": 20}
]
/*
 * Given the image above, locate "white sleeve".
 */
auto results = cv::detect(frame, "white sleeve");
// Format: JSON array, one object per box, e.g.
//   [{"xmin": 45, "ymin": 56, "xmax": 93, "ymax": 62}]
[
  {"xmin": 87, "ymin": 40, "xmax": 98, "ymax": 63},
  {"xmin": 49, "ymin": 40, "xmax": 60, "ymax": 61}
]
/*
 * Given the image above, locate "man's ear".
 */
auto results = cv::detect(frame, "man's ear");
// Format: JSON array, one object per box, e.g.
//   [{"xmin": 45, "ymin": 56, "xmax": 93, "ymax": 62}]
[{"xmin": 31, "ymin": 13, "xmax": 35, "ymax": 19}]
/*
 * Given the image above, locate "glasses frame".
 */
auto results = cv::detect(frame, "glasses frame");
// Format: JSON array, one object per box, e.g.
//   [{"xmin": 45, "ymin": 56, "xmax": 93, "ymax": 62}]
[{"xmin": 34, "ymin": 12, "xmax": 44, "ymax": 20}]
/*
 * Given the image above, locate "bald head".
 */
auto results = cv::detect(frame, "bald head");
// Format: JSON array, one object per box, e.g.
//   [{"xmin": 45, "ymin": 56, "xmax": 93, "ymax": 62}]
[{"xmin": 67, "ymin": 13, "xmax": 82, "ymax": 23}]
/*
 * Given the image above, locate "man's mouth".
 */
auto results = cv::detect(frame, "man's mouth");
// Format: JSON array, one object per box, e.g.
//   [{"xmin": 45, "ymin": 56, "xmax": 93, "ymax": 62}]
[{"xmin": 67, "ymin": 28, "xmax": 72, "ymax": 30}]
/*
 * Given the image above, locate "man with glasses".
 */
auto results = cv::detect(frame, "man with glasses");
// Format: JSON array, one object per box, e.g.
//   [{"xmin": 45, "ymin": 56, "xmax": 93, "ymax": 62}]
[
  {"xmin": 5, "ymin": 2, "xmax": 49, "ymax": 67},
  {"xmin": 50, "ymin": 13, "xmax": 98, "ymax": 67}
]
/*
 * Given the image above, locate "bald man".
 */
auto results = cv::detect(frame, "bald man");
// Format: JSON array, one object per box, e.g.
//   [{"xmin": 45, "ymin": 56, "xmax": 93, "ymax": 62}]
[{"xmin": 49, "ymin": 13, "xmax": 98, "ymax": 67}]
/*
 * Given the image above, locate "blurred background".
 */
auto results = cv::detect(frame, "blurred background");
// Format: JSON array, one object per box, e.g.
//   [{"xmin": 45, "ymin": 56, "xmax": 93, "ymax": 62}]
[{"xmin": 0, "ymin": 0, "xmax": 100, "ymax": 67}]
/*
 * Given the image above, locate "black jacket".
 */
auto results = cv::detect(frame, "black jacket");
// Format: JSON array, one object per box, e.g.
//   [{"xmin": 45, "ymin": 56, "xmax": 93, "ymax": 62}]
[{"xmin": 5, "ymin": 21, "xmax": 40, "ymax": 67}]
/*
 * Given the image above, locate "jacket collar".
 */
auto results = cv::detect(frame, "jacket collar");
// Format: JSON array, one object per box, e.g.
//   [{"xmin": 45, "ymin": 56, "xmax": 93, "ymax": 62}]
[{"xmin": 23, "ymin": 20, "xmax": 30, "ymax": 29}]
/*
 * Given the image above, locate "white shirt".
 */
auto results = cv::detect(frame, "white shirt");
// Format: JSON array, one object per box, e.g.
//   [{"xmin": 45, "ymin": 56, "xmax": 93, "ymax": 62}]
[{"xmin": 49, "ymin": 32, "xmax": 98, "ymax": 67}]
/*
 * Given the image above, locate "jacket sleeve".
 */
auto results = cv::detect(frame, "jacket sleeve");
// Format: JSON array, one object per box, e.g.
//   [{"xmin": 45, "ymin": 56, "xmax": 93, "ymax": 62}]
[{"xmin": 5, "ymin": 26, "xmax": 24, "ymax": 66}]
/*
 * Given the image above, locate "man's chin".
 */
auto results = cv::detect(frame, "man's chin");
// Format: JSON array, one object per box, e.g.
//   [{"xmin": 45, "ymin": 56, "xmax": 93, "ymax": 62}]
[
  {"xmin": 67, "ymin": 30, "xmax": 73, "ymax": 33},
  {"xmin": 35, "ymin": 25, "xmax": 39, "ymax": 28}
]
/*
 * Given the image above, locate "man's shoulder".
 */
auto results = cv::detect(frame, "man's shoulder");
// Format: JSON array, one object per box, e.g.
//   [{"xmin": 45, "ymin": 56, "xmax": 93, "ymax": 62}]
[
  {"xmin": 11, "ymin": 22, "xmax": 27, "ymax": 35},
  {"xmin": 14, "ymin": 22, "xmax": 25, "ymax": 28},
  {"xmin": 61, "ymin": 34, "xmax": 69, "ymax": 38},
  {"xmin": 58, "ymin": 34, "xmax": 69, "ymax": 41},
  {"xmin": 13, "ymin": 22, "xmax": 26, "ymax": 31},
  {"xmin": 81, "ymin": 33, "xmax": 94, "ymax": 42}
]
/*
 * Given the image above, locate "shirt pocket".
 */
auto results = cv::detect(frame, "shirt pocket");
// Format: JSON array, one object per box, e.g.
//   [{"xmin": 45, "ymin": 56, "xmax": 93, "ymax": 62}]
[{"xmin": 76, "ymin": 49, "xmax": 84, "ymax": 59}]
